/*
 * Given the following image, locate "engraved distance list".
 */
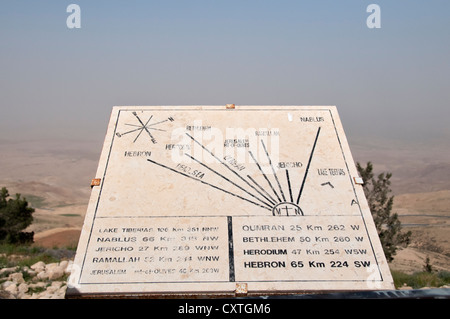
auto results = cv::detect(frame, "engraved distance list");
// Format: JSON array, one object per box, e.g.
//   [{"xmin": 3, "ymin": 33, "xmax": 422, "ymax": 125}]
[{"xmin": 81, "ymin": 215, "xmax": 379, "ymax": 284}]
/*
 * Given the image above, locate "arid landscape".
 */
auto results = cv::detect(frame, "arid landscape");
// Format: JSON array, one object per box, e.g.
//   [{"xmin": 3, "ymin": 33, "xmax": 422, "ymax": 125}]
[
  {"xmin": 1, "ymin": 136, "xmax": 449, "ymax": 275},
  {"xmin": 351, "ymin": 137, "xmax": 450, "ymax": 274}
]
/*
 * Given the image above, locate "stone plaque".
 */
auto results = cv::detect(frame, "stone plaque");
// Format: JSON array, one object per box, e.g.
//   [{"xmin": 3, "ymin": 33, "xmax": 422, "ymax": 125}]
[{"xmin": 66, "ymin": 106, "xmax": 394, "ymax": 298}]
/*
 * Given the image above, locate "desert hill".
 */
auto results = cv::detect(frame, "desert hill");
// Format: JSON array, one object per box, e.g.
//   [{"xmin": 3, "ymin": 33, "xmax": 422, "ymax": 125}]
[{"xmin": 0, "ymin": 139, "xmax": 99, "ymax": 234}]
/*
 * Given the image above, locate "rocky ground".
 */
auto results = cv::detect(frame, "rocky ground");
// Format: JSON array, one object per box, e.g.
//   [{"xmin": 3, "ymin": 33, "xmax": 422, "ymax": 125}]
[
  {"xmin": 0, "ymin": 259, "xmax": 72, "ymax": 299},
  {"xmin": 1, "ymin": 257, "xmax": 449, "ymax": 299}
]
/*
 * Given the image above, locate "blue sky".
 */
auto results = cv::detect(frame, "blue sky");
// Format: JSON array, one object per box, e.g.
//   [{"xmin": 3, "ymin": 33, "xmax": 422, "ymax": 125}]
[{"xmin": 1, "ymin": 1, "xmax": 449, "ymax": 143}]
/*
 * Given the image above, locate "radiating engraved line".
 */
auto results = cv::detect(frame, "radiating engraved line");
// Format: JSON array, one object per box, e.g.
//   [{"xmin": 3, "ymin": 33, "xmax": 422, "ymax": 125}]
[
  {"xmin": 119, "ymin": 127, "xmax": 143, "ymax": 136},
  {"xmin": 147, "ymin": 159, "xmax": 271, "ymax": 211},
  {"xmin": 261, "ymin": 140, "xmax": 286, "ymax": 202},
  {"xmin": 286, "ymin": 169, "xmax": 293, "ymax": 203},
  {"xmin": 246, "ymin": 175, "xmax": 277, "ymax": 205},
  {"xmin": 147, "ymin": 119, "xmax": 169, "ymax": 127},
  {"xmin": 260, "ymin": 140, "xmax": 286, "ymax": 202},
  {"xmin": 124, "ymin": 123, "xmax": 165, "ymax": 132},
  {"xmin": 185, "ymin": 153, "xmax": 273, "ymax": 209},
  {"xmin": 185, "ymin": 133, "xmax": 275, "ymax": 207},
  {"xmin": 133, "ymin": 113, "xmax": 155, "ymax": 142},
  {"xmin": 296, "ymin": 127, "xmax": 321, "ymax": 205},
  {"xmin": 248, "ymin": 150, "xmax": 282, "ymax": 202},
  {"xmin": 133, "ymin": 115, "xmax": 153, "ymax": 143}
]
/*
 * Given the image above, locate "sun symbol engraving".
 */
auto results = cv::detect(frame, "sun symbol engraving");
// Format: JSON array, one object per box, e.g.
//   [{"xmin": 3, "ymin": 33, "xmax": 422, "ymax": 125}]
[{"xmin": 115, "ymin": 112, "xmax": 174, "ymax": 144}]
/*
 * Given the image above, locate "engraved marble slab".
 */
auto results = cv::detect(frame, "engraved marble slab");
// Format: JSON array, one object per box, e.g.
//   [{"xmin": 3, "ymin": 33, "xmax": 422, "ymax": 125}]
[{"xmin": 66, "ymin": 106, "xmax": 394, "ymax": 298}]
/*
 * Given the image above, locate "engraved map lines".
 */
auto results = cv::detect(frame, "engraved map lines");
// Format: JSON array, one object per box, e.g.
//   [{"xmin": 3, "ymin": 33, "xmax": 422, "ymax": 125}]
[
  {"xmin": 115, "ymin": 111, "xmax": 174, "ymax": 143},
  {"xmin": 147, "ymin": 127, "xmax": 322, "ymax": 217}
]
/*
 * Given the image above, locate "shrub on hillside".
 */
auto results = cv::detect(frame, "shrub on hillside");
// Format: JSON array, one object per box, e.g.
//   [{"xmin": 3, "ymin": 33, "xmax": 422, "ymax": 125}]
[{"xmin": 0, "ymin": 187, "xmax": 35, "ymax": 245}]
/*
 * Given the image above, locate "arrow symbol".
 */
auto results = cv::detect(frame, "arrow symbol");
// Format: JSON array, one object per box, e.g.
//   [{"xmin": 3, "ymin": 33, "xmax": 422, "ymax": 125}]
[{"xmin": 321, "ymin": 181, "xmax": 334, "ymax": 188}]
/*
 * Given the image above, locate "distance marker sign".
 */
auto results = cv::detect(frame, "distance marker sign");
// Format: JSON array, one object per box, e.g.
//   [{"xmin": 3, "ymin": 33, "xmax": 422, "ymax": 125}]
[{"xmin": 66, "ymin": 106, "xmax": 394, "ymax": 298}]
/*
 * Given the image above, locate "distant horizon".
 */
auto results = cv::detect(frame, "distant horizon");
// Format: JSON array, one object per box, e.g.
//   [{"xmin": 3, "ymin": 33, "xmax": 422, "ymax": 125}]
[{"xmin": 1, "ymin": 1, "xmax": 449, "ymax": 144}]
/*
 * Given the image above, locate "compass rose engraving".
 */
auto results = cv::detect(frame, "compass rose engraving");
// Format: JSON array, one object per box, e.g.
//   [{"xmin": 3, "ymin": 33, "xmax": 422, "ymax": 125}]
[{"xmin": 116, "ymin": 112, "xmax": 174, "ymax": 143}]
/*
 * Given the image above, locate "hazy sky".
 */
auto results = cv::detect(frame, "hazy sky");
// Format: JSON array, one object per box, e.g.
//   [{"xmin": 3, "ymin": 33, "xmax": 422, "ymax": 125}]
[{"xmin": 1, "ymin": 1, "xmax": 449, "ymax": 144}]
